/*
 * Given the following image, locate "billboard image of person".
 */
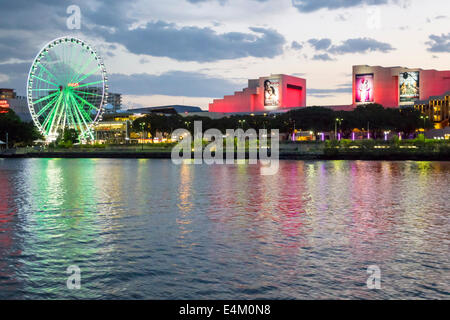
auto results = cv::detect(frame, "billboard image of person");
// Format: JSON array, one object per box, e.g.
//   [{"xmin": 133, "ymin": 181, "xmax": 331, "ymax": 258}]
[
  {"xmin": 399, "ymin": 71, "xmax": 420, "ymax": 103},
  {"xmin": 355, "ymin": 74, "xmax": 374, "ymax": 103},
  {"xmin": 264, "ymin": 79, "xmax": 279, "ymax": 108}
]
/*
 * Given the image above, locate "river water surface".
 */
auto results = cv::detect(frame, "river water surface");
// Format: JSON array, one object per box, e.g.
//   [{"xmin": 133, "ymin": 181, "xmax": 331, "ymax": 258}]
[{"xmin": 0, "ymin": 159, "xmax": 448, "ymax": 299}]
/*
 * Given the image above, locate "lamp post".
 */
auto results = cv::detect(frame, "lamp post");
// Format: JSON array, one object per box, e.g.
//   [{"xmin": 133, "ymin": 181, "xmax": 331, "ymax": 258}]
[
  {"xmin": 5, "ymin": 132, "xmax": 8, "ymax": 150},
  {"xmin": 140, "ymin": 122, "xmax": 145, "ymax": 151},
  {"xmin": 420, "ymin": 115, "xmax": 429, "ymax": 130},
  {"xmin": 184, "ymin": 121, "xmax": 191, "ymax": 133},
  {"xmin": 292, "ymin": 120, "xmax": 296, "ymax": 141},
  {"xmin": 125, "ymin": 120, "xmax": 130, "ymax": 144},
  {"xmin": 238, "ymin": 119, "xmax": 246, "ymax": 129},
  {"xmin": 335, "ymin": 118, "xmax": 343, "ymax": 139}
]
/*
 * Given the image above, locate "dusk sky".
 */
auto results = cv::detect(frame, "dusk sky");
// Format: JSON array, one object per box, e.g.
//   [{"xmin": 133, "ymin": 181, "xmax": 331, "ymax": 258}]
[{"xmin": 0, "ymin": 0, "xmax": 449, "ymax": 109}]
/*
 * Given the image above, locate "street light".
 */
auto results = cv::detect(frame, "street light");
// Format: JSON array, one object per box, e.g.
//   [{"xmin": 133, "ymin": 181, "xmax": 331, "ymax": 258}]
[
  {"xmin": 335, "ymin": 118, "xmax": 343, "ymax": 139},
  {"xmin": 420, "ymin": 115, "xmax": 429, "ymax": 130},
  {"xmin": 238, "ymin": 119, "xmax": 246, "ymax": 128},
  {"xmin": 184, "ymin": 121, "xmax": 192, "ymax": 133},
  {"xmin": 139, "ymin": 122, "xmax": 145, "ymax": 151}
]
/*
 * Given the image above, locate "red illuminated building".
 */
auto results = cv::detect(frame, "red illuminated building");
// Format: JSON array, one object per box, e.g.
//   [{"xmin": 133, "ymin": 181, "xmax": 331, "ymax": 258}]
[
  {"xmin": 0, "ymin": 100, "xmax": 9, "ymax": 114},
  {"xmin": 209, "ymin": 74, "xmax": 306, "ymax": 113},
  {"xmin": 0, "ymin": 89, "xmax": 30, "ymax": 120},
  {"xmin": 353, "ymin": 65, "xmax": 450, "ymax": 107}
]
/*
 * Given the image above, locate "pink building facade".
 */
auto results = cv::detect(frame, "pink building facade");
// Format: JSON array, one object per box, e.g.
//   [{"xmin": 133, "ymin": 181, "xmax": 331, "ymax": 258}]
[
  {"xmin": 353, "ymin": 65, "xmax": 450, "ymax": 108},
  {"xmin": 209, "ymin": 74, "xmax": 306, "ymax": 113}
]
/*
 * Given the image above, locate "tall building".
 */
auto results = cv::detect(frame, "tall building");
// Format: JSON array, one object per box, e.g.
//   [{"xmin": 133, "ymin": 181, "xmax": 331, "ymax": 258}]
[
  {"xmin": 415, "ymin": 92, "xmax": 450, "ymax": 129},
  {"xmin": 0, "ymin": 88, "xmax": 31, "ymax": 121},
  {"xmin": 78, "ymin": 87, "xmax": 122, "ymax": 113},
  {"xmin": 352, "ymin": 65, "xmax": 450, "ymax": 107},
  {"xmin": 105, "ymin": 92, "xmax": 122, "ymax": 113},
  {"xmin": 0, "ymin": 88, "xmax": 16, "ymax": 99},
  {"xmin": 209, "ymin": 74, "xmax": 306, "ymax": 113}
]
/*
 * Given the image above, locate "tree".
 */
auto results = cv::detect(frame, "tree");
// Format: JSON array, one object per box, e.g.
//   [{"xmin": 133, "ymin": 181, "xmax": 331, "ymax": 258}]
[
  {"xmin": 133, "ymin": 113, "xmax": 184, "ymax": 139},
  {"xmin": 0, "ymin": 109, "xmax": 42, "ymax": 147}
]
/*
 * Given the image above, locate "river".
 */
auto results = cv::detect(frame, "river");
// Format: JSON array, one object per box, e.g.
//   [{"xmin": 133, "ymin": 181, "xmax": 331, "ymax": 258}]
[{"xmin": 0, "ymin": 159, "xmax": 448, "ymax": 299}]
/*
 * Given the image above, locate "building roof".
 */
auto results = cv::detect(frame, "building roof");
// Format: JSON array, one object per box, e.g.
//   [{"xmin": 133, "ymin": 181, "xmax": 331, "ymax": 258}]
[
  {"xmin": 415, "ymin": 91, "xmax": 450, "ymax": 105},
  {"xmin": 127, "ymin": 105, "xmax": 204, "ymax": 114}
]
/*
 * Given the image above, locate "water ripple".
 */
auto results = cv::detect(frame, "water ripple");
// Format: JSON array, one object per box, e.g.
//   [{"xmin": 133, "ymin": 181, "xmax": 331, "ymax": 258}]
[{"xmin": 0, "ymin": 159, "xmax": 448, "ymax": 299}]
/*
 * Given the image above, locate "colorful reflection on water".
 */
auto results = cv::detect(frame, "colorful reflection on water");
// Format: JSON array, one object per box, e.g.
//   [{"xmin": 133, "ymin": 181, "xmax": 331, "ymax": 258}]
[{"xmin": 0, "ymin": 159, "xmax": 448, "ymax": 299}]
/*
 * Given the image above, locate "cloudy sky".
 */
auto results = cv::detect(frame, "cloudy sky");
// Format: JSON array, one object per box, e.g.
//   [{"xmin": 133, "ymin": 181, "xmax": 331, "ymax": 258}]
[{"xmin": 0, "ymin": 0, "xmax": 449, "ymax": 109}]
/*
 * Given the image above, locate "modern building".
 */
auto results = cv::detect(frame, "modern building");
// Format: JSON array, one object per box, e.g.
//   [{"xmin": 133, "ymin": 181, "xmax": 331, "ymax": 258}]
[
  {"xmin": 415, "ymin": 92, "xmax": 450, "ymax": 129},
  {"xmin": 352, "ymin": 65, "xmax": 450, "ymax": 107},
  {"xmin": 78, "ymin": 87, "xmax": 122, "ymax": 113},
  {"xmin": 93, "ymin": 105, "xmax": 205, "ymax": 143},
  {"xmin": 209, "ymin": 74, "xmax": 306, "ymax": 113},
  {"xmin": 129, "ymin": 105, "xmax": 204, "ymax": 115},
  {"xmin": 95, "ymin": 120, "xmax": 132, "ymax": 144},
  {"xmin": 105, "ymin": 92, "xmax": 122, "ymax": 113},
  {"xmin": 0, "ymin": 100, "xmax": 8, "ymax": 114},
  {"xmin": 0, "ymin": 88, "xmax": 16, "ymax": 99},
  {"xmin": 0, "ymin": 89, "xmax": 31, "ymax": 121}
]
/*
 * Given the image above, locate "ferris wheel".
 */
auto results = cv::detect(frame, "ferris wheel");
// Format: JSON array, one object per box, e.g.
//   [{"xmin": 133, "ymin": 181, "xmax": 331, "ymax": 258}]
[{"xmin": 27, "ymin": 37, "xmax": 108, "ymax": 141}]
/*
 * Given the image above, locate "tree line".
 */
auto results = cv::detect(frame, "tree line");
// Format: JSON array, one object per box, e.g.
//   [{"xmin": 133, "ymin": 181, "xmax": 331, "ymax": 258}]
[
  {"xmin": 132, "ymin": 104, "xmax": 432, "ymax": 140},
  {"xmin": 0, "ymin": 110, "xmax": 42, "ymax": 147},
  {"xmin": 0, "ymin": 104, "xmax": 433, "ymax": 147}
]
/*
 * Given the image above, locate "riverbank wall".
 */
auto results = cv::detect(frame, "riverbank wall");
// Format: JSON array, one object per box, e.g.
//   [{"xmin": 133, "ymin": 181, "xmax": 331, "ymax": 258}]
[{"xmin": 2, "ymin": 141, "xmax": 449, "ymax": 161}]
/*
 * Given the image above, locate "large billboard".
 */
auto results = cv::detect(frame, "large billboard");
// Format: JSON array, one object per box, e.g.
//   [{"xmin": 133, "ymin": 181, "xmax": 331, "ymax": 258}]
[
  {"xmin": 355, "ymin": 74, "xmax": 374, "ymax": 103},
  {"xmin": 399, "ymin": 71, "xmax": 420, "ymax": 103},
  {"xmin": 264, "ymin": 79, "xmax": 280, "ymax": 108}
]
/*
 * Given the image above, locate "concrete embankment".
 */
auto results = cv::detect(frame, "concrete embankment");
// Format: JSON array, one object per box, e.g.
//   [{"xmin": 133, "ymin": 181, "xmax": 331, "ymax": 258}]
[
  {"xmin": 1, "ymin": 142, "xmax": 449, "ymax": 160},
  {"xmin": 1, "ymin": 151, "xmax": 449, "ymax": 161}
]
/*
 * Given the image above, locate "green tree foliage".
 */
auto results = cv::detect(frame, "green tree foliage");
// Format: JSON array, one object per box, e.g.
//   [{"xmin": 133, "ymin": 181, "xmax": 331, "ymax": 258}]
[
  {"xmin": 129, "ymin": 105, "xmax": 430, "ymax": 139},
  {"xmin": 55, "ymin": 127, "xmax": 79, "ymax": 147},
  {"xmin": 133, "ymin": 113, "xmax": 184, "ymax": 138},
  {"xmin": 0, "ymin": 109, "xmax": 42, "ymax": 147},
  {"xmin": 286, "ymin": 104, "xmax": 428, "ymax": 138}
]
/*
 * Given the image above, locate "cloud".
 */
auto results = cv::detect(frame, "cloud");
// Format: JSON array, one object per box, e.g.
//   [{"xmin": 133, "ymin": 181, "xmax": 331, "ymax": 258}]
[
  {"xmin": 426, "ymin": 15, "xmax": 448, "ymax": 23},
  {"xmin": 185, "ymin": 0, "xmax": 228, "ymax": 4},
  {"xmin": 312, "ymin": 53, "xmax": 334, "ymax": 61},
  {"xmin": 308, "ymin": 85, "xmax": 352, "ymax": 97},
  {"xmin": 0, "ymin": 62, "xmax": 31, "ymax": 95},
  {"xmin": 329, "ymin": 37, "xmax": 394, "ymax": 54},
  {"xmin": 426, "ymin": 33, "xmax": 450, "ymax": 53},
  {"xmin": 306, "ymin": 37, "xmax": 394, "ymax": 61},
  {"xmin": 336, "ymin": 13, "xmax": 350, "ymax": 21},
  {"xmin": 108, "ymin": 71, "xmax": 243, "ymax": 97},
  {"xmin": 100, "ymin": 21, "xmax": 285, "ymax": 62},
  {"xmin": 291, "ymin": 0, "xmax": 390, "ymax": 13},
  {"xmin": 291, "ymin": 41, "xmax": 303, "ymax": 50},
  {"xmin": 308, "ymin": 38, "xmax": 332, "ymax": 50}
]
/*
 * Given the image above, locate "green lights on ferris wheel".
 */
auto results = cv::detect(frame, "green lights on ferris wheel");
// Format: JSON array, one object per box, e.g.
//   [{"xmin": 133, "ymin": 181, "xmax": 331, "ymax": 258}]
[{"xmin": 27, "ymin": 36, "xmax": 108, "ymax": 142}]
